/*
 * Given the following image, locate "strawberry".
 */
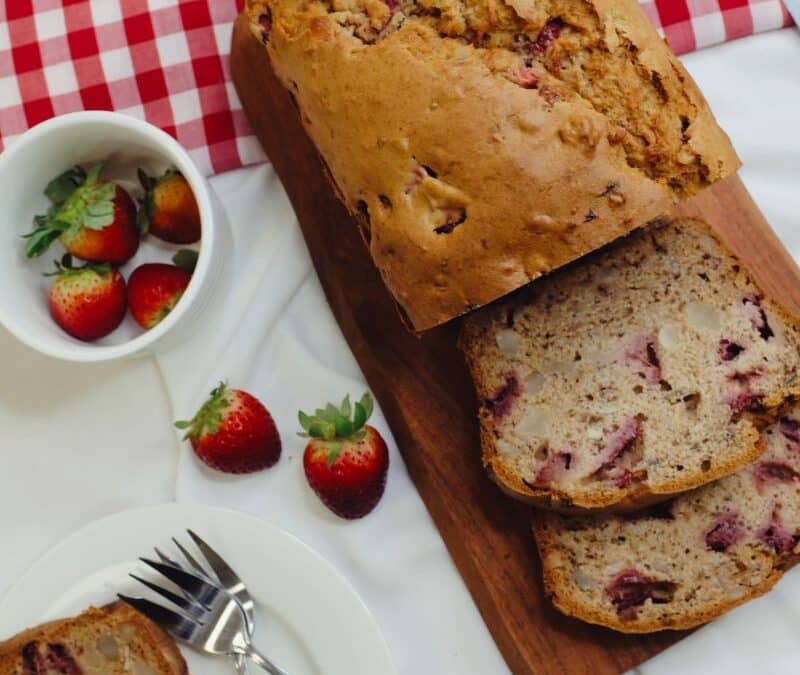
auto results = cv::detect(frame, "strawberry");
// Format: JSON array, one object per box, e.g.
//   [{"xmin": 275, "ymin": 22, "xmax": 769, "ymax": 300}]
[
  {"xmin": 47, "ymin": 254, "xmax": 127, "ymax": 342},
  {"xmin": 298, "ymin": 393, "xmax": 389, "ymax": 519},
  {"xmin": 138, "ymin": 169, "xmax": 201, "ymax": 244},
  {"xmin": 128, "ymin": 250, "xmax": 197, "ymax": 329},
  {"xmin": 175, "ymin": 383, "xmax": 281, "ymax": 474},
  {"xmin": 25, "ymin": 163, "xmax": 139, "ymax": 264}
]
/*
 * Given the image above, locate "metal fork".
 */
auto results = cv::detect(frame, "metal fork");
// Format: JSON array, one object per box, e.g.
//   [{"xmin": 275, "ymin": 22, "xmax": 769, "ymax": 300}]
[
  {"xmin": 154, "ymin": 530, "xmax": 255, "ymax": 675},
  {"xmin": 120, "ymin": 558, "xmax": 289, "ymax": 674}
]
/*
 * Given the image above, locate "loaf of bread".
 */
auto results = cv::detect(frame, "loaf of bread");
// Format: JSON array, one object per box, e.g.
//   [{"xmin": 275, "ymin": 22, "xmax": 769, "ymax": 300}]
[
  {"xmin": 460, "ymin": 219, "xmax": 800, "ymax": 510},
  {"xmin": 533, "ymin": 408, "xmax": 800, "ymax": 632},
  {"xmin": 0, "ymin": 602, "xmax": 187, "ymax": 674},
  {"xmin": 243, "ymin": 0, "xmax": 739, "ymax": 330}
]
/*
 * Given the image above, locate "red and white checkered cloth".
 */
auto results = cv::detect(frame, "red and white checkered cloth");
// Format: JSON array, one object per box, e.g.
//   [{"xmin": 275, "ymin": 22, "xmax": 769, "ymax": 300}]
[
  {"xmin": 0, "ymin": 0, "xmax": 795, "ymax": 177},
  {"xmin": 642, "ymin": 0, "xmax": 793, "ymax": 54}
]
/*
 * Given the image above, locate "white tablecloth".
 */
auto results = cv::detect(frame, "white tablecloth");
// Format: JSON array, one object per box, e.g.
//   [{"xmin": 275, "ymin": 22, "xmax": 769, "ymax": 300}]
[{"xmin": 1, "ymin": 28, "xmax": 798, "ymax": 675}]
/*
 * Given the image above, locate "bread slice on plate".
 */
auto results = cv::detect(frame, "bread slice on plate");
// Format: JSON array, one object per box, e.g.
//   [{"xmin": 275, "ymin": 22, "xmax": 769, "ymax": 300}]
[
  {"xmin": 0, "ymin": 601, "xmax": 187, "ymax": 674},
  {"xmin": 460, "ymin": 218, "xmax": 800, "ymax": 511},
  {"xmin": 533, "ymin": 408, "xmax": 800, "ymax": 632}
]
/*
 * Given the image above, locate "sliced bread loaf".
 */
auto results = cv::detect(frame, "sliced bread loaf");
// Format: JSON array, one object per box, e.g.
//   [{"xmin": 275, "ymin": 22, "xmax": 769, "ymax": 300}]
[
  {"xmin": 244, "ymin": 0, "xmax": 738, "ymax": 330},
  {"xmin": 460, "ymin": 218, "xmax": 800, "ymax": 510},
  {"xmin": 533, "ymin": 408, "xmax": 800, "ymax": 632},
  {"xmin": 0, "ymin": 602, "xmax": 187, "ymax": 674}
]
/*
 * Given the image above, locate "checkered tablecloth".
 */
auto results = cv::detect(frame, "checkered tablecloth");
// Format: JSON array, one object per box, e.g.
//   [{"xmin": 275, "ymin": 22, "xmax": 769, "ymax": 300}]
[
  {"xmin": 0, "ymin": 0, "xmax": 795, "ymax": 177},
  {"xmin": 642, "ymin": 0, "xmax": 793, "ymax": 54}
]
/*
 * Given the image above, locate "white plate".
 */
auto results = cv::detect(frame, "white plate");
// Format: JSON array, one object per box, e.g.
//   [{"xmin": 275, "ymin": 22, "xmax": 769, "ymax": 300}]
[{"xmin": 0, "ymin": 503, "xmax": 396, "ymax": 675}]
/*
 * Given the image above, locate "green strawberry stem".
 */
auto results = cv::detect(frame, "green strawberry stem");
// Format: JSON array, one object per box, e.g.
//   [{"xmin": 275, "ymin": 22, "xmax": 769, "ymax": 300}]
[
  {"xmin": 43, "ymin": 253, "xmax": 110, "ymax": 278},
  {"xmin": 175, "ymin": 381, "xmax": 230, "ymax": 441},
  {"xmin": 298, "ymin": 393, "xmax": 374, "ymax": 466},
  {"xmin": 172, "ymin": 249, "xmax": 199, "ymax": 275},
  {"xmin": 136, "ymin": 168, "xmax": 156, "ymax": 235},
  {"xmin": 137, "ymin": 167, "xmax": 179, "ymax": 235},
  {"xmin": 25, "ymin": 162, "xmax": 117, "ymax": 258}
]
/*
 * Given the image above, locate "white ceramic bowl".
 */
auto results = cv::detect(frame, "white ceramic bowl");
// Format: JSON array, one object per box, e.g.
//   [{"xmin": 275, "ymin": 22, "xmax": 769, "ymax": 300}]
[{"xmin": 0, "ymin": 111, "xmax": 229, "ymax": 362}]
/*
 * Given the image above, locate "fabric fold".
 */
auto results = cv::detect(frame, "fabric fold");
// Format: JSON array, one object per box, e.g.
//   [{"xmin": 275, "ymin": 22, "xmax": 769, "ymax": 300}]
[{"xmin": 155, "ymin": 163, "xmax": 510, "ymax": 675}]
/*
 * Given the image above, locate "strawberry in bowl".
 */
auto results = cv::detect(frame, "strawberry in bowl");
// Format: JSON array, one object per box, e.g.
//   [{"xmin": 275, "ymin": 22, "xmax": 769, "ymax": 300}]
[
  {"xmin": 176, "ymin": 383, "xmax": 282, "ymax": 474},
  {"xmin": 25, "ymin": 163, "xmax": 139, "ymax": 265},
  {"xmin": 138, "ymin": 169, "xmax": 201, "ymax": 244},
  {"xmin": 298, "ymin": 393, "xmax": 389, "ymax": 519},
  {"xmin": 0, "ymin": 111, "xmax": 220, "ymax": 362},
  {"xmin": 128, "ymin": 250, "xmax": 197, "ymax": 329},
  {"xmin": 46, "ymin": 254, "xmax": 127, "ymax": 342}
]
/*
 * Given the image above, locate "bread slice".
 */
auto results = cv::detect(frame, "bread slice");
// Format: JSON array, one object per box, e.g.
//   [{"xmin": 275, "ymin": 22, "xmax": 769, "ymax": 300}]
[
  {"xmin": 460, "ymin": 218, "xmax": 800, "ymax": 510},
  {"xmin": 533, "ymin": 408, "xmax": 800, "ymax": 632},
  {"xmin": 0, "ymin": 602, "xmax": 187, "ymax": 674},
  {"xmin": 243, "ymin": 0, "xmax": 738, "ymax": 330}
]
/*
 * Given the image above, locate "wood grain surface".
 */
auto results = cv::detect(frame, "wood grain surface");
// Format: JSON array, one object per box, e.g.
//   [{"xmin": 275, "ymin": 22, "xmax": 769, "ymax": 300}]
[{"xmin": 231, "ymin": 14, "xmax": 800, "ymax": 674}]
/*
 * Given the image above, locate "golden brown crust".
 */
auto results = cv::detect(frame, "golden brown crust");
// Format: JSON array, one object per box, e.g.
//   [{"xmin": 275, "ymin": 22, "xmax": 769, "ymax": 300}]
[
  {"xmin": 243, "ymin": 0, "xmax": 739, "ymax": 330},
  {"xmin": 531, "ymin": 517, "xmax": 785, "ymax": 633},
  {"xmin": 0, "ymin": 602, "xmax": 187, "ymax": 674}
]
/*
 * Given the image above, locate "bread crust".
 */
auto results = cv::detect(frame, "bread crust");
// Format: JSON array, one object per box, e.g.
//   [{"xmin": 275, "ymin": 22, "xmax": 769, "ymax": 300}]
[
  {"xmin": 0, "ymin": 602, "xmax": 188, "ymax": 674},
  {"xmin": 242, "ymin": 0, "xmax": 739, "ymax": 330},
  {"xmin": 480, "ymin": 406, "xmax": 766, "ymax": 513},
  {"xmin": 460, "ymin": 218, "xmax": 800, "ymax": 512},
  {"xmin": 531, "ymin": 516, "xmax": 787, "ymax": 633}
]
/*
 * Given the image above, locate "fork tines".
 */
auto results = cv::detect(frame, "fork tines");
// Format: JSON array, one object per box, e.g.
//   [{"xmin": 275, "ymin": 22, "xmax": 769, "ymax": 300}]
[{"xmin": 117, "ymin": 593, "xmax": 200, "ymax": 641}]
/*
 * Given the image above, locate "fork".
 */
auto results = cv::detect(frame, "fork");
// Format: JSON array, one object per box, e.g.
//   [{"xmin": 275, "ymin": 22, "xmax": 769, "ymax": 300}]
[
  {"xmin": 120, "ymin": 558, "xmax": 289, "ymax": 674},
  {"xmin": 154, "ymin": 530, "xmax": 255, "ymax": 674}
]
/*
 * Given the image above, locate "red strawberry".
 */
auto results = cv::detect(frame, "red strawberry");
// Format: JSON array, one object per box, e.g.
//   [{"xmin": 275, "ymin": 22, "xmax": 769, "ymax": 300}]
[
  {"xmin": 176, "ymin": 383, "xmax": 281, "ymax": 474},
  {"xmin": 138, "ymin": 169, "xmax": 201, "ymax": 244},
  {"xmin": 299, "ymin": 393, "xmax": 389, "ymax": 519},
  {"xmin": 47, "ymin": 255, "xmax": 127, "ymax": 342},
  {"xmin": 25, "ymin": 163, "xmax": 139, "ymax": 264},
  {"xmin": 128, "ymin": 250, "xmax": 197, "ymax": 329}
]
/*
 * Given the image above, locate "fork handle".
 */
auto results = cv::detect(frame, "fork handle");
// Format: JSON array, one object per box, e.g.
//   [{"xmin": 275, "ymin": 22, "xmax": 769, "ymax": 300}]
[
  {"xmin": 234, "ymin": 654, "xmax": 249, "ymax": 674},
  {"xmin": 242, "ymin": 644, "xmax": 290, "ymax": 675}
]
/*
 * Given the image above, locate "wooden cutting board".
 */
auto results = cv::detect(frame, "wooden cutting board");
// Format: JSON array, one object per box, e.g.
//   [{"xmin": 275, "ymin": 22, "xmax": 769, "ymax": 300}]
[{"xmin": 230, "ymin": 14, "xmax": 800, "ymax": 674}]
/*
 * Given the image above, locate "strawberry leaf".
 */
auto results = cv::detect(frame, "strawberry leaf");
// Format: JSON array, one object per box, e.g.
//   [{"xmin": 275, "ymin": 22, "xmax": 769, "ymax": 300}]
[
  {"xmin": 87, "ymin": 262, "xmax": 111, "ymax": 276},
  {"xmin": 44, "ymin": 166, "xmax": 86, "ymax": 204},
  {"xmin": 315, "ymin": 407, "xmax": 338, "ymax": 424},
  {"xmin": 172, "ymin": 249, "xmax": 199, "ymax": 275},
  {"xmin": 339, "ymin": 394, "xmax": 351, "ymax": 417},
  {"xmin": 84, "ymin": 162, "xmax": 104, "ymax": 184},
  {"xmin": 137, "ymin": 191, "xmax": 154, "ymax": 235},
  {"xmin": 308, "ymin": 420, "xmax": 335, "ymax": 440},
  {"xmin": 175, "ymin": 381, "xmax": 230, "ymax": 442},
  {"xmin": 138, "ymin": 168, "xmax": 156, "ymax": 192},
  {"xmin": 359, "ymin": 392, "xmax": 374, "ymax": 421},
  {"xmin": 353, "ymin": 402, "xmax": 367, "ymax": 431},
  {"xmin": 44, "ymin": 256, "xmax": 110, "ymax": 278},
  {"xmin": 23, "ymin": 227, "xmax": 62, "ymax": 258},
  {"xmin": 298, "ymin": 410, "xmax": 314, "ymax": 435},
  {"xmin": 83, "ymin": 212, "xmax": 114, "ymax": 230},
  {"xmin": 80, "ymin": 181, "xmax": 116, "ymax": 230},
  {"xmin": 334, "ymin": 417, "xmax": 353, "ymax": 438},
  {"xmin": 297, "ymin": 391, "xmax": 376, "ymax": 442},
  {"xmin": 86, "ymin": 201, "xmax": 114, "ymax": 217},
  {"xmin": 326, "ymin": 442, "xmax": 342, "ymax": 468}
]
